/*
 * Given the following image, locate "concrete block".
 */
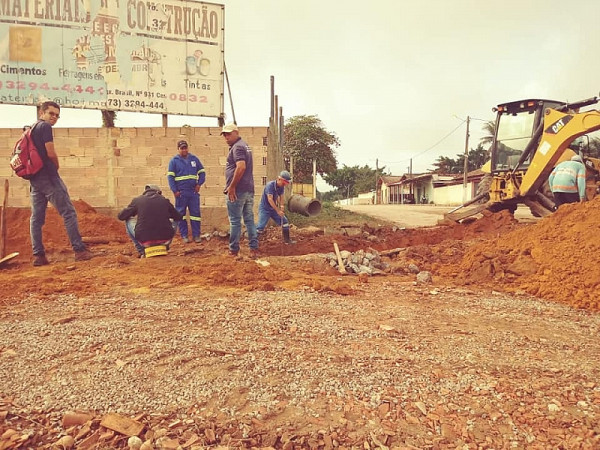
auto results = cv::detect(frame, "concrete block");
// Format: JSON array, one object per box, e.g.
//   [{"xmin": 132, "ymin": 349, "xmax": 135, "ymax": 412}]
[
  {"xmin": 146, "ymin": 156, "xmax": 163, "ymax": 167},
  {"xmin": 116, "ymin": 137, "xmax": 131, "ymax": 148},
  {"xmin": 91, "ymin": 157, "xmax": 109, "ymax": 168},
  {"xmin": 135, "ymin": 128, "xmax": 153, "ymax": 136},
  {"xmin": 136, "ymin": 147, "xmax": 152, "ymax": 157},
  {"xmin": 61, "ymin": 157, "xmax": 82, "ymax": 168},
  {"xmin": 151, "ymin": 128, "xmax": 167, "ymax": 137},
  {"xmin": 203, "ymin": 196, "xmax": 225, "ymax": 207},
  {"xmin": 53, "ymin": 128, "xmax": 70, "ymax": 137},
  {"xmin": 78, "ymin": 137, "xmax": 101, "ymax": 149},
  {"xmin": 81, "ymin": 128, "xmax": 99, "ymax": 136},
  {"xmin": 115, "ymin": 156, "xmax": 133, "ymax": 167},
  {"xmin": 150, "ymin": 146, "xmax": 171, "ymax": 156},
  {"xmin": 131, "ymin": 156, "xmax": 148, "ymax": 166}
]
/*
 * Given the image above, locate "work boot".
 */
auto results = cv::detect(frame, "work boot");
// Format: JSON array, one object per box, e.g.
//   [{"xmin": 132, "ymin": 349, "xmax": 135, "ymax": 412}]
[
  {"xmin": 249, "ymin": 249, "xmax": 260, "ymax": 260},
  {"xmin": 182, "ymin": 237, "xmax": 190, "ymax": 244},
  {"xmin": 32, "ymin": 254, "xmax": 49, "ymax": 267},
  {"xmin": 193, "ymin": 236, "xmax": 202, "ymax": 243},
  {"xmin": 282, "ymin": 227, "xmax": 296, "ymax": 245},
  {"xmin": 74, "ymin": 249, "xmax": 93, "ymax": 261}
]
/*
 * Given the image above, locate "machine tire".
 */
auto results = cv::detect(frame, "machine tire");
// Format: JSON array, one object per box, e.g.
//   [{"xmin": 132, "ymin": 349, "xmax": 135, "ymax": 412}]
[
  {"xmin": 476, "ymin": 173, "xmax": 492, "ymax": 204},
  {"xmin": 488, "ymin": 202, "xmax": 517, "ymax": 215}
]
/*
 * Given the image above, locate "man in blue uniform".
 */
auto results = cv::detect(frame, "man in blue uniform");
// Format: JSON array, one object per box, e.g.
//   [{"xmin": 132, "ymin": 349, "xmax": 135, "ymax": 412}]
[
  {"xmin": 167, "ymin": 139, "xmax": 206, "ymax": 243},
  {"xmin": 257, "ymin": 170, "xmax": 296, "ymax": 244}
]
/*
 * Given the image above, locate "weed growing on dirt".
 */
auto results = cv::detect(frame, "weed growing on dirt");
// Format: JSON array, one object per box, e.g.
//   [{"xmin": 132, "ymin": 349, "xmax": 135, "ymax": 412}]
[{"xmin": 288, "ymin": 201, "xmax": 394, "ymax": 227}]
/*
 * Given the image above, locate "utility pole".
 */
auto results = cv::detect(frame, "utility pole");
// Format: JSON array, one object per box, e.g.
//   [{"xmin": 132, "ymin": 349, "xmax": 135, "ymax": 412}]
[
  {"xmin": 463, "ymin": 116, "xmax": 470, "ymax": 203},
  {"xmin": 374, "ymin": 158, "xmax": 378, "ymax": 205},
  {"xmin": 312, "ymin": 159, "xmax": 317, "ymax": 199},
  {"xmin": 409, "ymin": 158, "xmax": 413, "ymax": 200}
]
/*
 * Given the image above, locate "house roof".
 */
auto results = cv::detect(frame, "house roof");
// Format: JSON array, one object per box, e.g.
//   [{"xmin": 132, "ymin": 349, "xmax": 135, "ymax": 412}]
[{"xmin": 379, "ymin": 175, "xmax": 403, "ymax": 185}]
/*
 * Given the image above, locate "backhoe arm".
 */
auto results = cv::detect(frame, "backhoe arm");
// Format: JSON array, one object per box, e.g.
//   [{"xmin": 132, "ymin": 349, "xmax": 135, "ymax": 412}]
[{"xmin": 520, "ymin": 108, "xmax": 600, "ymax": 197}]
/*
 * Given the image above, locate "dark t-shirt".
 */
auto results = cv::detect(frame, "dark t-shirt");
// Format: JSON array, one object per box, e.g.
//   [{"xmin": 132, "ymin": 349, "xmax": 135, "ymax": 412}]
[
  {"xmin": 30, "ymin": 119, "xmax": 59, "ymax": 178},
  {"xmin": 225, "ymin": 137, "xmax": 254, "ymax": 194}
]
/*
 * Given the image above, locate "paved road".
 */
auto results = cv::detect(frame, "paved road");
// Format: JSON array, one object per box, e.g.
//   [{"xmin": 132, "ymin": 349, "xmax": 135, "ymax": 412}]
[{"xmin": 339, "ymin": 204, "xmax": 537, "ymax": 228}]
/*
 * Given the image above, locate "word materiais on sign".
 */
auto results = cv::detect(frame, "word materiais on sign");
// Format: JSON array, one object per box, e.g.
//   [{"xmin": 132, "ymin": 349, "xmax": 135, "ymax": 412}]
[{"xmin": 0, "ymin": 0, "xmax": 87, "ymax": 23}]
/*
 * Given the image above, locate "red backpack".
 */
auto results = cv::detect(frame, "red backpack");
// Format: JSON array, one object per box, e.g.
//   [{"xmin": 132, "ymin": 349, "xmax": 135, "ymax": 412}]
[{"xmin": 10, "ymin": 123, "xmax": 44, "ymax": 179}]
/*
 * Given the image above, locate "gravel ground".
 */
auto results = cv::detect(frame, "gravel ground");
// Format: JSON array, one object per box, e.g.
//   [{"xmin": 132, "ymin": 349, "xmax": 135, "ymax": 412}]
[{"xmin": 1, "ymin": 280, "xmax": 600, "ymax": 448}]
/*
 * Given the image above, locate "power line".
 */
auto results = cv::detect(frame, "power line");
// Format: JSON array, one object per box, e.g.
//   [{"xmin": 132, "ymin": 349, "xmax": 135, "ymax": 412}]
[{"xmin": 376, "ymin": 120, "xmax": 467, "ymax": 165}]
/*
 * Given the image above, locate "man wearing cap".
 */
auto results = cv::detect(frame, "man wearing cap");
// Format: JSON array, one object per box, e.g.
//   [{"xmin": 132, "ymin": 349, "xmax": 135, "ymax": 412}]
[
  {"xmin": 167, "ymin": 139, "xmax": 206, "ymax": 243},
  {"xmin": 221, "ymin": 123, "xmax": 259, "ymax": 257},
  {"xmin": 549, "ymin": 153, "xmax": 587, "ymax": 208},
  {"xmin": 118, "ymin": 185, "xmax": 183, "ymax": 257},
  {"xmin": 257, "ymin": 171, "xmax": 296, "ymax": 244}
]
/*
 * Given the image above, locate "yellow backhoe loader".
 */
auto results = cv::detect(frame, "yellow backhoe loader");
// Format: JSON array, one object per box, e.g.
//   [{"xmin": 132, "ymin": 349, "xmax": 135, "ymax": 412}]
[{"xmin": 445, "ymin": 96, "xmax": 600, "ymax": 221}]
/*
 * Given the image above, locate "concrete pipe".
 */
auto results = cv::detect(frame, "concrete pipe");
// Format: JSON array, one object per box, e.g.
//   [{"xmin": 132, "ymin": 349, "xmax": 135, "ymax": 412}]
[{"xmin": 287, "ymin": 194, "xmax": 322, "ymax": 217}]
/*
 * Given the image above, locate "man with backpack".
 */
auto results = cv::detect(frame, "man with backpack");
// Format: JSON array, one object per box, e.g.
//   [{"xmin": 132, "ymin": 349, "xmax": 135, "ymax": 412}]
[{"xmin": 28, "ymin": 101, "xmax": 93, "ymax": 266}]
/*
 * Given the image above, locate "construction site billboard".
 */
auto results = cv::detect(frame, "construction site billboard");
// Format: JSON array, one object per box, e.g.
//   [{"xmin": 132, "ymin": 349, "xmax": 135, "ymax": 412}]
[{"xmin": 0, "ymin": 0, "xmax": 224, "ymax": 117}]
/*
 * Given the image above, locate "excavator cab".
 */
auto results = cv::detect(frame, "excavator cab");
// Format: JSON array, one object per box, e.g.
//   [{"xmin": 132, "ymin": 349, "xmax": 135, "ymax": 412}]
[{"xmin": 491, "ymin": 99, "xmax": 564, "ymax": 173}]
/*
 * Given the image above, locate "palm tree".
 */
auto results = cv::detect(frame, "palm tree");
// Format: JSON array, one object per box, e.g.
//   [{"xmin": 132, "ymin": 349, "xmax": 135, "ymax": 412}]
[
  {"xmin": 479, "ymin": 120, "xmax": 496, "ymax": 148},
  {"xmin": 101, "ymin": 110, "xmax": 116, "ymax": 128}
]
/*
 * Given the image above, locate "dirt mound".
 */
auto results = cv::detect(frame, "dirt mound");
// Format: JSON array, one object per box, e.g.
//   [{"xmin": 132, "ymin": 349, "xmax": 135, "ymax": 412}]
[
  {"xmin": 4, "ymin": 199, "xmax": 598, "ymax": 312},
  {"xmin": 3, "ymin": 200, "xmax": 126, "ymax": 259},
  {"xmin": 446, "ymin": 198, "xmax": 600, "ymax": 311}
]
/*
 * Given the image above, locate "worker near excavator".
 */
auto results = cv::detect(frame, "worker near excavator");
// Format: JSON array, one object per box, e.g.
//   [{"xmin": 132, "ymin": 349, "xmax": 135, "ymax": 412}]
[
  {"xmin": 167, "ymin": 139, "xmax": 206, "ymax": 243},
  {"xmin": 549, "ymin": 154, "xmax": 587, "ymax": 208},
  {"xmin": 257, "ymin": 170, "xmax": 296, "ymax": 244},
  {"xmin": 118, "ymin": 184, "xmax": 183, "ymax": 258}
]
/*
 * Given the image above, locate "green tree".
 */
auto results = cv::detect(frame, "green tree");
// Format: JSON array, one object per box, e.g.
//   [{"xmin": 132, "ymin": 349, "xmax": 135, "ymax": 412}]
[
  {"xmin": 431, "ymin": 156, "xmax": 461, "ymax": 174},
  {"xmin": 468, "ymin": 143, "xmax": 490, "ymax": 170},
  {"xmin": 320, "ymin": 189, "xmax": 344, "ymax": 202},
  {"xmin": 283, "ymin": 115, "xmax": 339, "ymax": 182},
  {"xmin": 323, "ymin": 164, "xmax": 384, "ymax": 198},
  {"xmin": 430, "ymin": 143, "xmax": 490, "ymax": 174},
  {"xmin": 480, "ymin": 120, "xmax": 496, "ymax": 148},
  {"xmin": 323, "ymin": 165, "xmax": 356, "ymax": 198},
  {"xmin": 588, "ymin": 136, "xmax": 600, "ymax": 158}
]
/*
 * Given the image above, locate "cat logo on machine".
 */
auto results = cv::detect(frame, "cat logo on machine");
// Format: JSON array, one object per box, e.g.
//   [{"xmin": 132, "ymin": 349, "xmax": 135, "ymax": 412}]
[{"xmin": 545, "ymin": 115, "xmax": 573, "ymax": 134}]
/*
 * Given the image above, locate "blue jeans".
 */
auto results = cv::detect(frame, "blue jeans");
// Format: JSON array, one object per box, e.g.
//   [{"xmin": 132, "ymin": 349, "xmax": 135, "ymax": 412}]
[
  {"xmin": 257, "ymin": 205, "xmax": 289, "ymax": 232},
  {"xmin": 226, "ymin": 191, "xmax": 258, "ymax": 253},
  {"xmin": 30, "ymin": 175, "xmax": 86, "ymax": 256},
  {"xmin": 125, "ymin": 218, "xmax": 174, "ymax": 256}
]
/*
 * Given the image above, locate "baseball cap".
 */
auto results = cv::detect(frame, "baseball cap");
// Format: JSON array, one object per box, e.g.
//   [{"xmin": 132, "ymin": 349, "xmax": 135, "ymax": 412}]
[
  {"xmin": 145, "ymin": 184, "xmax": 162, "ymax": 194},
  {"xmin": 177, "ymin": 140, "xmax": 188, "ymax": 149},
  {"xmin": 279, "ymin": 170, "xmax": 292, "ymax": 184},
  {"xmin": 220, "ymin": 123, "xmax": 238, "ymax": 134}
]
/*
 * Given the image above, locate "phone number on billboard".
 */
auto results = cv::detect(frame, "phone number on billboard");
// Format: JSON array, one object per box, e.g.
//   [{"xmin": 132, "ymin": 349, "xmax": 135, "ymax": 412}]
[
  {"xmin": 0, "ymin": 80, "xmax": 104, "ymax": 95},
  {"xmin": 107, "ymin": 95, "xmax": 208, "ymax": 108}
]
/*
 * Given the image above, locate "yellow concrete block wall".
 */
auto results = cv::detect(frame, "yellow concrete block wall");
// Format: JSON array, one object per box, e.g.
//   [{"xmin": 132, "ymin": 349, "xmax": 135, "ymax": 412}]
[{"xmin": 1, "ymin": 126, "xmax": 271, "ymax": 230}]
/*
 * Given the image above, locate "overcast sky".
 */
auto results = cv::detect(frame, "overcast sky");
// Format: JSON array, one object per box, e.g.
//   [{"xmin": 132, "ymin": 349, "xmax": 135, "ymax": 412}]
[{"xmin": 2, "ymin": 0, "xmax": 600, "ymax": 180}]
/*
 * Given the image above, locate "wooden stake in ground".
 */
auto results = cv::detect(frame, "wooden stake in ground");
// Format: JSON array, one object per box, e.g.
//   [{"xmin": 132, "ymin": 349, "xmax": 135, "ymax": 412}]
[
  {"xmin": 333, "ymin": 242, "xmax": 347, "ymax": 274},
  {"xmin": 0, "ymin": 179, "xmax": 19, "ymax": 267},
  {"xmin": 1, "ymin": 179, "xmax": 8, "ymax": 258}
]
